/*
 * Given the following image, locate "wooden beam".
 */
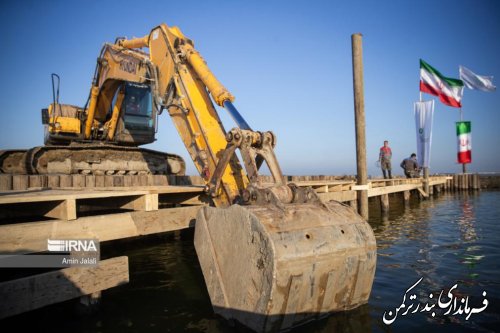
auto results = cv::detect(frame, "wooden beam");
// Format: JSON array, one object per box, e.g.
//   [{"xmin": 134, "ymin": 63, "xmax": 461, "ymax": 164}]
[
  {"xmin": 368, "ymin": 183, "xmax": 420, "ymax": 197},
  {"xmin": 1, "ymin": 199, "xmax": 77, "ymax": 221},
  {"xmin": 0, "ymin": 206, "xmax": 201, "ymax": 255},
  {"xmin": 0, "ymin": 256, "xmax": 129, "ymax": 319},
  {"xmin": 120, "ymin": 193, "xmax": 158, "ymax": 211},
  {"xmin": 417, "ymin": 187, "xmax": 429, "ymax": 198},
  {"xmin": 318, "ymin": 190, "xmax": 357, "ymax": 203}
]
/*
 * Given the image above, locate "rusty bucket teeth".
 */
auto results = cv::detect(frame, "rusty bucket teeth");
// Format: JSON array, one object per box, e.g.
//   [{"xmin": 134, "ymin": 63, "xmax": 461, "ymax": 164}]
[{"xmin": 194, "ymin": 200, "xmax": 377, "ymax": 332}]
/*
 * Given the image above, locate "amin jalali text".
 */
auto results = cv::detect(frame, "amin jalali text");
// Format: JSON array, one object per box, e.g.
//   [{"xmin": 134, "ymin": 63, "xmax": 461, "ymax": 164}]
[
  {"xmin": 62, "ymin": 257, "xmax": 98, "ymax": 265},
  {"xmin": 383, "ymin": 277, "xmax": 489, "ymax": 325}
]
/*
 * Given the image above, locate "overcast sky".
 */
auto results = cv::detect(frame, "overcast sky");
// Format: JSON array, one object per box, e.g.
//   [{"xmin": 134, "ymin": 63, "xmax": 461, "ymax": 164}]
[{"xmin": 0, "ymin": 0, "xmax": 499, "ymax": 176}]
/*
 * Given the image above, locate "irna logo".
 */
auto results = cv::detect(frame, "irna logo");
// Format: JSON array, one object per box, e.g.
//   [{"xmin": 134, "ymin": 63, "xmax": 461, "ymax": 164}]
[{"xmin": 47, "ymin": 239, "xmax": 98, "ymax": 252}]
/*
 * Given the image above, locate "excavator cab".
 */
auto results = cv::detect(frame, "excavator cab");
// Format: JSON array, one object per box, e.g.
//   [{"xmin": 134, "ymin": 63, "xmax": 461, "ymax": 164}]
[
  {"xmin": 112, "ymin": 82, "xmax": 157, "ymax": 145},
  {"xmin": 121, "ymin": 83, "xmax": 156, "ymax": 132}
]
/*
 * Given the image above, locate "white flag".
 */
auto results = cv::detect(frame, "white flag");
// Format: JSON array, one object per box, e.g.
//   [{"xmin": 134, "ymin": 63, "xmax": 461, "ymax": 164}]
[
  {"xmin": 414, "ymin": 100, "xmax": 434, "ymax": 168},
  {"xmin": 459, "ymin": 65, "xmax": 496, "ymax": 92}
]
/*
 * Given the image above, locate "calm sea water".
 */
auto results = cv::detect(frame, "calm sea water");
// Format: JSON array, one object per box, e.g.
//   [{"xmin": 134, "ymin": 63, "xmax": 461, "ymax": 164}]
[{"xmin": 3, "ymin": 191, "xmax": 500, "ymax": 332}]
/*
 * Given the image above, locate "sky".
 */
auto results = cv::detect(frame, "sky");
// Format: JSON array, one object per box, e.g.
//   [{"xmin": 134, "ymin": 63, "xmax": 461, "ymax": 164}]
[{"xmin": 0, "ymin": 0, "xmax": 499, "ymax": 177}]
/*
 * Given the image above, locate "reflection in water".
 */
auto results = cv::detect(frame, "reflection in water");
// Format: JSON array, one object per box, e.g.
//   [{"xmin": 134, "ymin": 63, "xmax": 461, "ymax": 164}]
[
  {"xmin": 2, "ymin": 192, "xmax": 500, "ymax": 333},
  {"xmin": 370, "ymin": 191, "xmax": 500, "ymax": 333}
]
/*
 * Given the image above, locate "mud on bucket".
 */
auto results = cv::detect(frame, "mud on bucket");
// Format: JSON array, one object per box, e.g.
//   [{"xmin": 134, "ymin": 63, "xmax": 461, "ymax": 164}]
[{"xmin": 194, "ymin": 201, "xmax": 377, "ymax": 332}]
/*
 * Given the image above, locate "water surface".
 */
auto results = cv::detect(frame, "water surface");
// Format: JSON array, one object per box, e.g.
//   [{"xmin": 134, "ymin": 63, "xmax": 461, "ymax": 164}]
[{"xmin": 3, "ymin": 191, "xmax": 500, "ymax": 332}]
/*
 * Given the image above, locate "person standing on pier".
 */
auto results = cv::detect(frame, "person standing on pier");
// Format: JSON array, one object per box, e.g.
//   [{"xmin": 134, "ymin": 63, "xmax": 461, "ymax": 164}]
[
  {"xmin": 400, "ymin": 153, "xmax": 420, "ymax": 178},
  {"xmin": 379, "ymin": 140, "xmax": 392, "ymax": 179}
]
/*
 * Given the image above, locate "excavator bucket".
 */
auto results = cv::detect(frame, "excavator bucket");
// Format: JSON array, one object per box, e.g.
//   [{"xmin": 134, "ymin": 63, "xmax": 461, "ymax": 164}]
[{"xmin": 194, "ymin": 200, "xmax": 377, "ymax": 332}]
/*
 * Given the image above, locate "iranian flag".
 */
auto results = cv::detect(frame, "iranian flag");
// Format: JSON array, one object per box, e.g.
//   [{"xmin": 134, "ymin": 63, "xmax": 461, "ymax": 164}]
[
  {"xmin": 420, "ymin": 59, "xmax": 464, "ymax": 108},
  {"xmin": 456, "ymin": 121, "xmax": 472, "ymax": 164}
]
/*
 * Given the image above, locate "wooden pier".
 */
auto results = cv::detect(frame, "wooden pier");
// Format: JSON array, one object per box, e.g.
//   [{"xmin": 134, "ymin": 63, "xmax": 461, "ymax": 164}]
[{"xmin": 0, "ymin": 173, "xmax": 481, "ymax": 319}]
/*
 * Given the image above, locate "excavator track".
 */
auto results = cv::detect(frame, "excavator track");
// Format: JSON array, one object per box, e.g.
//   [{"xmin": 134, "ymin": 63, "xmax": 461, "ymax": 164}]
[
  {"xmin": 0, "ymin": 145, "xmax": 185, "ymax": 175},
  {"xmin": 0, "ymin": 149, "xmax": 29, "ymax": 174}
]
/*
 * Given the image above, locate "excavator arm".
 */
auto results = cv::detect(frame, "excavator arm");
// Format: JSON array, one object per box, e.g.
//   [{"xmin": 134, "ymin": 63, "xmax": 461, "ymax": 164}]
[
  {"xmin": 119, "ymin": 24, "xmax": 257, "ymax": 206},
  {"xmin": 118, "ymin": 23, "xmax": 377, "ymax": 332}
]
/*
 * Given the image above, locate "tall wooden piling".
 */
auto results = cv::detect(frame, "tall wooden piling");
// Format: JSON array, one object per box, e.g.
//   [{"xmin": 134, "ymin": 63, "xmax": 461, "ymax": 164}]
[
  {"xmin": 380, "ymin": 193, "xmax": 389, "ymax": 214},
  {"xmin": 351, "ymin": 33, "xmax": 368, "ymax": 220},
  {"xmin": 423, "ymin": 167, "xmax": 430, "ymax": 196},
  {"xmin": 403, "ymin": 190, "xmax": 410, "ymax": 205}
]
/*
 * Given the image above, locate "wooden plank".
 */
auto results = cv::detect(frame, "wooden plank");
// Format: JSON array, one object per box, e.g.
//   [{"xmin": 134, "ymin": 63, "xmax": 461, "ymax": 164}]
[
  {"xmin": 0, "ymin": 206, "xmax": 201, "ymax": 254},
  {"xmin": 0, "ymin": 256, "xmax": 129, "ymax": 319},
  {"xmin": 28, "ymin": 175, "xmax": 43, "ymax": 188},
  {"xmin": 292, "ymin": 180, "xmax": 354, "ymax": 187},
  {"xmin": 85, "ymin": 175, "xmax": 95, "ymax": 188},
  {"xmin": 95, "ymin": 175, "xmax": 105, "ymax": 187},
  {"xmin": 12, "ymin": 175, "xmax": 28, "ymax": 191},
  {"xmin": 72, "ymin": 175, "xmax": 86, "ymax": 188},
  {"xmin": 113, "ymin": 175, "xmax": 124, "ymax": 187},
  {"xmin": 318, "ymin": 191, "xmax": 357, "ymax": 203},
  {"xmin": 0, "ymin": 175, "xmax": 12, "ymax": 191},
  {"xmin": 104, "ymin": 175, "xmax": 114, "ymax": 187},
  {"xmin": 59, "ymin": 175, "xmax": 72, "ymax": 188},
  {"xmin": 417, "ymin": 187, "xmax": 429, "ymax": 198},
  {"xmin": 121, "ymin": 193, "xmax": 158, "ymax": 211},
  {"xmin": 43, "ymin": 199, "xmax": 77, "ymax": 220},
  {"xmin": 153, "ymin": 175, "xmax": 168, "ymax": 186},
  {"xmin": 131, "ymin": 175, "xmax": 141, "ymax": 186},
  {"xmin": 315, "ymin": 185, "xmax": 329, "ymax": 193},
  {"xmin": 139, "ymin": 175, "xmax": 148, "ymax": 186},
  {"xmin": 0, "ymin": 186, "xmax": 203, "ymax": 205},
  {"xmin": 123, "ymin": 175, "xmax": 133, "ymax": 187},
  {"xmin": 368, "ymin": 183, "xmax": 420, "ymax": 197}
]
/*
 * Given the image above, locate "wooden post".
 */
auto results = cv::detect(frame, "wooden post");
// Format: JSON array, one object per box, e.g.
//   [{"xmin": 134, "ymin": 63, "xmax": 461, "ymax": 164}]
[
  {"xmin": 349, "ymin": 200, "xmax": 357, "ymax": 209},
  {"xmin": 380, "ymin": 193, "xmax": 389, "ymax": 215},
  {"xmin": 351, "ymin": 33, "xmax": 368, "ymax": 220},
  {"xmin": 423, "ymin": 167, "xmax": 429, "ymax": 197},
  {"xmin": 472, "ymin": 173, "xmax": 479, "ymax": 190},
  {"xmin": 403, "ymin": 190, "xmax": 410, "ymax": 205}
]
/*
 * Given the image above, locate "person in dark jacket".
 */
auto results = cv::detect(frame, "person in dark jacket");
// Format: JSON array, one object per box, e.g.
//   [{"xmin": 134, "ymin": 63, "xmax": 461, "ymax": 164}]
[{"xmin": 400, "ymin": 153, "xmax": 420, "ymax": 178}]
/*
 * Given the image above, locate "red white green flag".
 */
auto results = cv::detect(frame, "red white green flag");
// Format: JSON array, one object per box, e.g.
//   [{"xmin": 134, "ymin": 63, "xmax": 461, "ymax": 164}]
[
  {"xmin": 456, "ymin": 121, "xmax": 472, "ymax": 164},
  {"xmin": 420, "ymin": 59, "xmax": 464, "ymax": 108}
]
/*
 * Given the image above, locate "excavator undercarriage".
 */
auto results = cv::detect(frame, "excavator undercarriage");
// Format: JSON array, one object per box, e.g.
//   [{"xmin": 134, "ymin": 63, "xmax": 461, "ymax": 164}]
[{"xmin": 0, "ymin": 145, "xmax": 185, "ymax": 175}]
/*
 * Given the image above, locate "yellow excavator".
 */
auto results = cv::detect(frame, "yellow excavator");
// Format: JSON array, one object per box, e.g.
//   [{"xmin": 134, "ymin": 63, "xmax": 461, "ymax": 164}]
[{"xmin": 7, "ymin": 24, "xmax": 377, "ymax": 331}]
